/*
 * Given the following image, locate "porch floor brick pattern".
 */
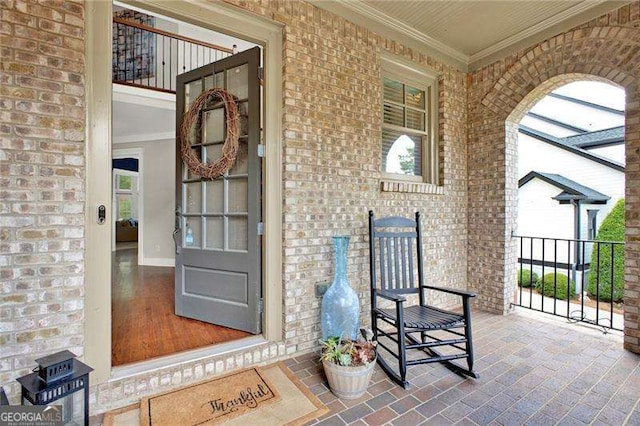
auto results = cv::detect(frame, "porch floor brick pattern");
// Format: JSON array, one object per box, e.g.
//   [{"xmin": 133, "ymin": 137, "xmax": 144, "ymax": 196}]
[{"xmin": 286, "ymin": 310, "xmax": 640, "ymax": 425}]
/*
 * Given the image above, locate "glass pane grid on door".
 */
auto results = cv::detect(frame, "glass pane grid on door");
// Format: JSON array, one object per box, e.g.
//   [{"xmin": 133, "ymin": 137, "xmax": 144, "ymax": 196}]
[{"xmin": 181, "ymin": 67, "xmax": 250, "ymax": 253}]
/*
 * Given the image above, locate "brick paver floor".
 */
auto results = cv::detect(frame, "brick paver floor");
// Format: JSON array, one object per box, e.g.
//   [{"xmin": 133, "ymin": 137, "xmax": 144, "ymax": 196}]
[{"xmin": 286, "ymin": 309, "xmax": 640, "ymax": 425}]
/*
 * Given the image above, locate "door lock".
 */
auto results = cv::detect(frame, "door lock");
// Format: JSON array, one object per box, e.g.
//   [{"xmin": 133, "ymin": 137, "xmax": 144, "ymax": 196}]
[{"xmin": 97, "ymin": 205, "xmax": 106, "ymax": 225}]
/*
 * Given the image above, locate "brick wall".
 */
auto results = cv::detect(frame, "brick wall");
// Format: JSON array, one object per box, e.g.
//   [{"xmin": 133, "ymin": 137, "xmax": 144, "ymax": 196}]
[
  {"xmin": 0, "ymin": 0, "xmax": 86, "ymax": 400},
  {"xmin": 467, "ymin": 3, "xmax": 640, "ymax": 352},
  {"xmin": 1, "ymin": 0, "xmax": 469, "ymax": 412},
  {"xmin": 2, "ymin": 0, "xmax": 638, "ymax": 414},
  {"xmin": 264, "ymin": 1, "xmax": 469, "ymax": 350}
]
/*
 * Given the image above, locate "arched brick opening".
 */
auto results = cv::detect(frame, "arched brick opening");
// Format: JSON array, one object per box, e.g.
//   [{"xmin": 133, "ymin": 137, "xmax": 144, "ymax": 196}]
[{"xmin": 469, "ymin": 25, "xmax": 640, "ymax": 353}]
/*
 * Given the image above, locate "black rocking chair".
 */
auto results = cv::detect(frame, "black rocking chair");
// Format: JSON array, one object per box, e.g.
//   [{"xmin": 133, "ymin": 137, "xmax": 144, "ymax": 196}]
[{"xmin": 368, "ymin": 211, "xmax": 478, "ymax": 388}]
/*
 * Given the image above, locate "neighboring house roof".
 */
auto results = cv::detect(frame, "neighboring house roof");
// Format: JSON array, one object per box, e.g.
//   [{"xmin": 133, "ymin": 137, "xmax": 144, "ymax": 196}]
[
  {"xmin": 519, "ymin": 171, "xmax": 610, "ymax": 204},
  {"xmin": 561, "ymin": 126, "xmax": 624, "ymax": 149},
  {"xmin": 518, "ymin": 125, "xmax": 625, "ymax": 172}
]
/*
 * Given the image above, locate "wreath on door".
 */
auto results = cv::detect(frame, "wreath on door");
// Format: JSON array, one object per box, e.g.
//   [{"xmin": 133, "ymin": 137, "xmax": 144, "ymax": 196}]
[{"xmin": 179, "ymin": 88, "xmax": 240, "ymax": 180}]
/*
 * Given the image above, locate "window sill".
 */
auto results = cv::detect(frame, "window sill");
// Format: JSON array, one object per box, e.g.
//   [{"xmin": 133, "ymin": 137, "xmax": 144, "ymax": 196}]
[{"xmin": 380, "ymin": 180, "xmax": 444, "ymax": 195}]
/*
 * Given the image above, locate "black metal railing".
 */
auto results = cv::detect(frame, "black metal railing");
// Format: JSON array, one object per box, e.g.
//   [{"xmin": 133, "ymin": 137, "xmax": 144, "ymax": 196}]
[
  {"xmin": 513, "ymin": 234, "xmax": 624, "ymax": 332},
  {"xmin": 112, "ymin": 17, "xmax": 235, "ymax": 93}
]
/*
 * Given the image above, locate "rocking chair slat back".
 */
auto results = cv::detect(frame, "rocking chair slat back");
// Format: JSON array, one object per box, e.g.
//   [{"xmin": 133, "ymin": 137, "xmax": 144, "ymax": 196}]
[{"xmin": 369, "ymin": 214, "xmax": 421, "ymax": 293}]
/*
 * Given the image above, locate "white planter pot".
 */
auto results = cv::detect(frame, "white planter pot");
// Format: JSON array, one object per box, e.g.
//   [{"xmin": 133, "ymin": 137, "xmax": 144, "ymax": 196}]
[{"xmin": 322, "ymin": 357, "xmax": 376, "ymax": 399}]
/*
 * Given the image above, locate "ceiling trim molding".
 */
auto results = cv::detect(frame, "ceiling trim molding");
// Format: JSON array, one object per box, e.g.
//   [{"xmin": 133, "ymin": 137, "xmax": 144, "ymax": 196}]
[
  {"xmin": 469, "ymin": 0, "xmax": 628, "ymax": 70},
  {"xmin": 469, "ymin": 0, "xmax": 608, "ymax": 64},
  {"xmin": 309, "ymin": 0, "xmax": 628, "ymax": 72},
  {"xmin": 113, "ymin": 132, "xmax": 174, "ymax": 144},
  {"xmin": 307, "ymin": 0, "xmax": 468, "ymax": 71},
  {"xmin": 334, "ymin": 0, "xmax": 468, "ymax": 64}
]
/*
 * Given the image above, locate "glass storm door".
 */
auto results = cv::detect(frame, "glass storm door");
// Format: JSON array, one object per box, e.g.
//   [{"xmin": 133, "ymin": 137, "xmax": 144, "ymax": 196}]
[{"xmin": 174, "ymin": 47, "xmax": 261, "ymax": 333}]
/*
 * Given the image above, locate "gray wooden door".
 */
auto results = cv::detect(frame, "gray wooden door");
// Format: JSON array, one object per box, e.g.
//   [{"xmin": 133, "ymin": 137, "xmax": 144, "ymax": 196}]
[{"xmin": 174, "ymin": 47, "xmax": 261, "ymax": 334}]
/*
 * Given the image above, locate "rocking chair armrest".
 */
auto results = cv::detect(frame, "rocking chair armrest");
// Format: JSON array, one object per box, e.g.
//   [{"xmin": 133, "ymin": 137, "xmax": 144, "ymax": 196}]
[
  {"xmin": 375, "ymin": 290, "xmax": 406, "ymax": 303},
  {"xmin": 422, "ymin": 285, "xmax": 477, "ymax": 299}
]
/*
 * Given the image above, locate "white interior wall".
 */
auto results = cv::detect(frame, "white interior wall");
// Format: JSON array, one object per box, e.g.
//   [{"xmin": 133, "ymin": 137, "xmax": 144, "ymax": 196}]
[{"xmin": 115, "ymin": 138, "xmax": 175, "ymax": 266}]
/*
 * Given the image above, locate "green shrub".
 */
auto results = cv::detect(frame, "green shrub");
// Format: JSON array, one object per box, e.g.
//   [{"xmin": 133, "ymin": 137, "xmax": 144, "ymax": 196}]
[
  {"xmin": 517, "ymin": 269, "xmax": 538, "ymax": 288},
  {"xmin": 587, "ymin": 199, "xmax": 625, "ymax": 302},
  {"xmin": 535, "ymin": 273, "xmax": 575, "ymax": 300}
]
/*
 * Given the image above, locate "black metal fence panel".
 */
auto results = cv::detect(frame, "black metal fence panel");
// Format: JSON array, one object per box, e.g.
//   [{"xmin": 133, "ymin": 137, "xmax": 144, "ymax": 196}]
[{"xmin": 513, "ymin": 234, "xmax": 624, "ymax": 332}]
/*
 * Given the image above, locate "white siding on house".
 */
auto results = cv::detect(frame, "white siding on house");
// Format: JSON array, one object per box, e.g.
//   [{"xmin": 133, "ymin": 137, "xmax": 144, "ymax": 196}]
[
  {"xmin": 588, "ymin": 144, "xmax": 626, "ymax": 165},
  {"xmin": 518, "ymin": 179, "xmax": 574, "ymax": 236},
  {"xmin": 518, "ymin": 179, "xmax": 575, "ymax": 264},
  {"xmin": 517, "ymin": 133, "xmax": 625, "ymax": 242}
]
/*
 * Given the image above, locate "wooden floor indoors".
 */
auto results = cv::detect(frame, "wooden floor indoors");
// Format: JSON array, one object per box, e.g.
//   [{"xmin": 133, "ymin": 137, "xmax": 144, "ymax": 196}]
[{"xmin": 111, "ymin": 247, "xmax": 250, "ymax": 366}]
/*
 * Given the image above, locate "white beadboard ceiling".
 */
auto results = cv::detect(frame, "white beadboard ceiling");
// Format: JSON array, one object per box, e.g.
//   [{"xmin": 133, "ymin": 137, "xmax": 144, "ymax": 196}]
[{"xmin": 311, "ymin": 0, "xmax": 628, "ymax": 70}]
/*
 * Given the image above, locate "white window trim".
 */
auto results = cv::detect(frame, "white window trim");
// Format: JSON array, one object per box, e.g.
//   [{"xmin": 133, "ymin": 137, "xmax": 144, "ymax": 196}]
[
  {"xmin": 112, "ymin": 149, "xmax": 143, "ymax": 255},
  {"xmin": 381, "ymin": 53, "xmax": 439, "ymax": 187}
]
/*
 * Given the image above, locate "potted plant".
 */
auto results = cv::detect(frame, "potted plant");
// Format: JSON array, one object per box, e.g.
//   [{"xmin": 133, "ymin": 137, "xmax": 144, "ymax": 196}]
[{"xmin": 320, "ymin": 331, "xmax": 377, "ymax": 399}]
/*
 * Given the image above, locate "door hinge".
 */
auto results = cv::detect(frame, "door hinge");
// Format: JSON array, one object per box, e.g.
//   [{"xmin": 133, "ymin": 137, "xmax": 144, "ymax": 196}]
[
  {"xmin": 258, "ymin": 67, "xmax": 264, "ymax": 86},
  {"xmin": 257, "ymin": 221, "xmax": 264, "ymax": 236},
  {"xmin": 258, "ymin": 298, "xmax": 263, "ymax": 313},
  {"xmin": 257, "ymin": 144, "xmax": 265, "ymax": 158}
]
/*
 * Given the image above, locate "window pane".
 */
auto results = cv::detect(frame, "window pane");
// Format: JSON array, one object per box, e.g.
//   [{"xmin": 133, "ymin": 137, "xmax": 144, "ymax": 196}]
[
  {"xmin": 405, "ymin": 85, "xmax": 425, "ymax": 109},
  {"xmin": 383, "ymin": 103, "xmax": 404, "ymax": 127},
  {"xmin": 118, "ymin": 175, "xmax": 132, "ymax": 190},
  {"xmin": 204, "ymin": 75, "xmax": 213, "ymax": 90},
  {"xmin": 205, "ymin": 216, "xmax": 224, "ymax": 250},
  {"xmin": 237, "ymin": 101, "xmax": 249, "ymax": 137},
  {"xmin": 382, "ymin": 129, "xmax": 422, "ymax": 176},
  {"xmin": 228, "ymin": 217, "xmax": 248, "ymax": 251},
  {"xmin": 185, "ymin": 79, "xmax": 202, "ymax": 110},
  {"xmin": 227, "ymin": 64, "xmax": 248, "ymax": 99},
  {"xmin": 203, "ymin": 108, "xmax": 225, "ymax": 144},
  {"xmin": 229, "ymin": 138, "xmax": 248, "ymax": 175},
  {"xmin": 205, "ymin": 144, "xmax": 223, "ymax": 164},
  {"xmin": 205, "ymin": 180, "xmax": 223, "ymax": 214},
  {"xmin": 228, "ymin": 178, "xmax": 248, "ymax": 213},
  {"xmin": 383, "ymin": 78, "xmax": 403, "ymax": 104},
  {"xmin": 214, "ymin": 72, "xmax": 224, "ymax": 88},
  {"xmin": 185, "ymin": 182, "xmax": 202, "ymax": 213},
  {"xmin": 184, "ymin": 218, "xmax": 201, "ymax": 248},
  {"xmin": 117, "ymin": 195, "xmax": 132, "ymax": 220},
  {"xmin": 406, "ymin": 108, "xmax": 425, "ymax": 131}
]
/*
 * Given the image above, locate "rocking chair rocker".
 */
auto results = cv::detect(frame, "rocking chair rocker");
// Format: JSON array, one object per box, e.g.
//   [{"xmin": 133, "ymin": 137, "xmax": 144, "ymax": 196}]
[{"xmin": 368, "ymin": 211, "xmax": 479, "ymax": 388}]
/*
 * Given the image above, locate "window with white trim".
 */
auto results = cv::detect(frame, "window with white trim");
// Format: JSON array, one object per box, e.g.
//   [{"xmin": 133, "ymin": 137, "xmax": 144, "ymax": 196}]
[
  {"xmin": 113, "ymin": 170, "xmax": 139, "ymax": 220},
  {"xmin": 381, "ymin": 55, "xmax": 438, "ymax": 185},
  {"xmin": 587, "ymin": 209, "xmax": 599, "ymax": 240}
]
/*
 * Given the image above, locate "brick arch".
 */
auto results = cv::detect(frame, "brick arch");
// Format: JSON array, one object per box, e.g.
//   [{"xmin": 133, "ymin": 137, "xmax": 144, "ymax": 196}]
[
  {"xmin": 470, "ymin": 24, "xmax": 640, "ymax": 353},
  {"xmin": 481, "ymin": 26, "xmax": 640, "ymax": 119},
  {"xmin": 505, "ymin": 73, "xmax": 623, "ymax": 124}
]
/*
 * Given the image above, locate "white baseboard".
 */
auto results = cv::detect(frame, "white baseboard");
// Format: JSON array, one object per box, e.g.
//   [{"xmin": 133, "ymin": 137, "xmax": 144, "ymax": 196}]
[{"xmin": 140, "ymin": 257, "xmax": 175, "ymax": 267}]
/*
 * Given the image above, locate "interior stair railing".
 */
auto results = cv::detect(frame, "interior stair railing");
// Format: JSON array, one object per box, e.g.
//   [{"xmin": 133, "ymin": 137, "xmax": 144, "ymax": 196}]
[{"xmin": 112, "ymin": 17, "xmax": 235, "ymax": 93}]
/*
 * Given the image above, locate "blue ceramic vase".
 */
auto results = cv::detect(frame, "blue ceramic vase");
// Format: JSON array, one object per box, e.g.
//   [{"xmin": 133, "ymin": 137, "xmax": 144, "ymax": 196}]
[{"xmin": 321, "ymin": 236, "xmax": 359, "ymax": 340}]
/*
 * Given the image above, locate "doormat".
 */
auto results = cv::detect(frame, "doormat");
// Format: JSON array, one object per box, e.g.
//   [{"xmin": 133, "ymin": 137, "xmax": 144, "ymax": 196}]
[
  {"xmin": 141, "ymin": 366, "xmax": 279, "ymax": 425},
  {"xmin": 127, "ymin": 362, "xmax": 328, "ymax": 426}
]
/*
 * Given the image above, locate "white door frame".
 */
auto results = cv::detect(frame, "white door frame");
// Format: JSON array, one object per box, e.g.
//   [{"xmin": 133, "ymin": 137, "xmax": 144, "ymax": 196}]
[
  {"xmin": 112, "ymin": 149, "xmax": 143, "ymax": 259},
  {"xmin": 85, "ymin": 0, "xmax": 283, "ymax": 384}
]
